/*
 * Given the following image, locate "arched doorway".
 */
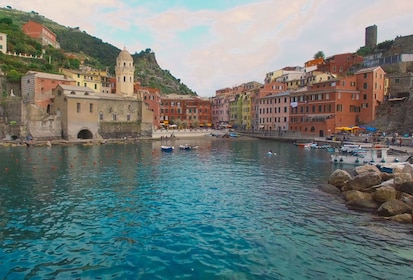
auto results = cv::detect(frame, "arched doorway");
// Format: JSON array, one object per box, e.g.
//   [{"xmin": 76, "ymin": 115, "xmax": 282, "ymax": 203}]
[{"xmin": 77, "ymin": 129, "xmax": 93, "ymax": 139}]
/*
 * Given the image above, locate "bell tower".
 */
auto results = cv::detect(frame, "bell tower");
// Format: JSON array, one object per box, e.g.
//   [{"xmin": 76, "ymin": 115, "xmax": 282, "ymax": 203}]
[{"xmin": 115, "ymin": 47, "xmax": 134, "ymax": 96}]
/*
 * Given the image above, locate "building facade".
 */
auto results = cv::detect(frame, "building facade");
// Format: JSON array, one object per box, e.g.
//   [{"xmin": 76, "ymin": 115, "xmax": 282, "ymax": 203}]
[
  {"xmin": 22, "ymin": 20, "xmax": 60, "ymax": 48},
  {"xmin": 0, "ymin": 32, "xmax": 7, "ymax": 54}
]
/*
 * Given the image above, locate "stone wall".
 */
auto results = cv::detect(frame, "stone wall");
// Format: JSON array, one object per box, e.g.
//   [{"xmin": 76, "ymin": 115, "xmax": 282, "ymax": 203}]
[{"xmin": 98, "ymin": 122, "xmax": 141, "ymax": 139}]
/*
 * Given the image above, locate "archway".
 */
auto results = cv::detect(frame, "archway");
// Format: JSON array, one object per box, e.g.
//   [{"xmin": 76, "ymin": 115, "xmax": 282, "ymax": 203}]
[{"xmin": 77, "ymin": 129, "xmax": 93, "ymax": 139}]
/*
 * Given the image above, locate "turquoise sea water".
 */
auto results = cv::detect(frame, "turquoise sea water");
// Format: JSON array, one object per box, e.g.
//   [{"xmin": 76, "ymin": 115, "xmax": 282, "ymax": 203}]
[{"xmin": 0, "ymin": 138, "xmax": 412, "ymax": 279}]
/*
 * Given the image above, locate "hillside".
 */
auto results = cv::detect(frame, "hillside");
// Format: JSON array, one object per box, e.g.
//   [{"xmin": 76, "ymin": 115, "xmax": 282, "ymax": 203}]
[{"xmin": 0, "ymin": 7, "xmax": 196, "ymax": 95}]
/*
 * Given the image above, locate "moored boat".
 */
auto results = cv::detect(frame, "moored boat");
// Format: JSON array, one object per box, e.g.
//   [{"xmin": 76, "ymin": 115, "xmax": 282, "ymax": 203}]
[
  {"xmin": 331, "ymin": 145, "xmax": 409, "ymax": 166},
  {"xmin": 179, "ymin": 144, "xmax": 192, "ymax": 150},
  {"xmin": 161, "ymin": 145, "xmax": 174, "ymax": 152}
]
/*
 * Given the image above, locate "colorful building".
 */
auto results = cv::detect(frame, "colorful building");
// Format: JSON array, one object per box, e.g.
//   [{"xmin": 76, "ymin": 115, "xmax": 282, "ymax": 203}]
[
  {"xmin": 22, "ymin": 20, "xmax": 60, "ymax": 48},
  {"xmin": 160, "ymin": 94, "xmax": 212, "ymax": 129}
]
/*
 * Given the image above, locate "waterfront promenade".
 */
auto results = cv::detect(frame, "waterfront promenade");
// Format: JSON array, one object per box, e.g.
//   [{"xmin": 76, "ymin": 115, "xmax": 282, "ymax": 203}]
[{"xmin": 152, "ymin": 128, "xmax": 220, "ymax": 139}]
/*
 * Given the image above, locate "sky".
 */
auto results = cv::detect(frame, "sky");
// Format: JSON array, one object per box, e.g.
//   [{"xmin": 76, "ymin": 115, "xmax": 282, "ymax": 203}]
[{"xmin": 2, "ymin": 0, "xmax": 413, "ymax": 97}]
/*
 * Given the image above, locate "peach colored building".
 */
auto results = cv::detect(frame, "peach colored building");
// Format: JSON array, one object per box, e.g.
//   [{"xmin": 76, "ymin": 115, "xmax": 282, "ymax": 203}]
[
  {"xmin": 256, "ymin": 81, "xmax": 287, "ymax": 130},
  {"xmin": 138, "ymin": 86, "xmax": 161, "ymax": 128},
  {"xmin": 22, "ymin": 21, "xmax": 60, "ymax": 48},
  {"xmin": 21, "ymin": 71, "xmax": 75, "ymax": 112},
  {"xmin": 355, "ymin": 66, "xmax": 386, "ymax": 123}
]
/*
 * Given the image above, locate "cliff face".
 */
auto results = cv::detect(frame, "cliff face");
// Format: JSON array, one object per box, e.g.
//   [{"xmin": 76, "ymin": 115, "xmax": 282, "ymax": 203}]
[{"xmin": 372, "ymin": 99, "xmax": 413, "ymax": 134}]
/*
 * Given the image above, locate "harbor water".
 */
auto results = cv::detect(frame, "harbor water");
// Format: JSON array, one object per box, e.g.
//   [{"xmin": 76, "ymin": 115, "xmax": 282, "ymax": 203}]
[{"xmin": 0, "ymin": 138, "xmax": 412, "ymax": 279}]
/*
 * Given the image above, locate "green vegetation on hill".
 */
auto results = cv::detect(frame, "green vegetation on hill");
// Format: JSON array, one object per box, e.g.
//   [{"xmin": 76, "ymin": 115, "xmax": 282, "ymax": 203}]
[{"xmin": 0, "ymin": 7, "xmax": 196, "ymax": 95}]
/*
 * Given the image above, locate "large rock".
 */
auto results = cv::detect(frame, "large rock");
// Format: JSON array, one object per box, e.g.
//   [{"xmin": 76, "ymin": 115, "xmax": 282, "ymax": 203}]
[
  {"xmin": 384, "ymin": 213, "xmax": 413, "ymax": 224},
  {"xmin": 400, "ymin": 192, "xmax": 413, "ymax": 209},
  {"xmin": 372, "ymin": 186, "xmax": 397, "ymax": 203},
  {"xmin": 343, "ymin": 172, "xmax": 382, "ymax": 191},
  {"xmin": 328, "ymin": 169, "xmax": 352, "ymax": 189},
  {"xmin": 354, "ymin": 164, "xmax": 381, "ymax": 176},
  {"xmin": 377, "ymin": 199, "xmax": 411, "ymax": 217},
  {"xmin": 398, "ymin": 181, "xmax": 413, "ymax": 195},
  {"xmin": 346, "ymin": 199, "xmax": 379, "ymax": 211},
  {"xmin": 343, "ymin": 190, "xmax": 372, "ymax": 202},
  {"xmin": 394, "ymin": 172, "xmax": 412, "ymax": 186},
  {"xmin": 317, "ymin": 184, "xmax": 341, "ymax": 195}
]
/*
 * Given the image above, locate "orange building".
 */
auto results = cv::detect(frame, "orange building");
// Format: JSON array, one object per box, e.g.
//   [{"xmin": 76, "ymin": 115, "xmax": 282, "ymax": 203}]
[
  {"xmin": 318, "ymin": 53, "xmax": 364, "ymax": 76},
  {"xmin": 160, "ymin": 94, "xmax": 212, "ymax": 128},
  {"xmin": 22, "ymin": 21, "xmax": 60, "ymax": 48},
  {"xmin": 289, "ymin": 66, "xmax": 386, "ymax": 137},
  {"xmin": 355, "ymin": 66, "xmax": 386, "ymax": 123}
]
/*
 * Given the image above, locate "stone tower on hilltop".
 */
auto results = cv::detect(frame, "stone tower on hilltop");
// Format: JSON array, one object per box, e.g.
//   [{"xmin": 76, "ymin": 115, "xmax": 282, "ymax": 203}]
[
  {"xmin": 365, "ymin": 25, "xmax": 378, "ymax": 49},
  {"xmin": 115, "ymin": 47, "xmax": 134, "ymax": 96}
]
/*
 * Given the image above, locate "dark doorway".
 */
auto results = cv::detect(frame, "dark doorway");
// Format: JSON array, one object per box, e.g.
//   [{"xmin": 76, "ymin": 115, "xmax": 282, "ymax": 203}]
[
  {"xmin": 77, "ymin": 129, "xmax": 93, "ymax": 139},
  {"xmin": 319, "ymin": 130, "xmax": 324, "ymax": 137}
]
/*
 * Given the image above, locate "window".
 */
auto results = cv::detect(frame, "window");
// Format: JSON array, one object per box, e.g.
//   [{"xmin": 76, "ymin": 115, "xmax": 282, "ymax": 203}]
[
  {"xmin": 363, "ymin": 83, "xmax": 368, "ymax": 89},
  {"xmin": 127, "ymin": 114, "xmax": 131, "ymax": 121},
  {"xmin": 113, "ymin": 113, "xmax": 117, "ymax": 121},
  {"xmin": 89, "ymin": 103, "xmax": 93, "ymax": 113},
  {"xmin": 77, "ymin": 103, "xmax": 80, "ymax": 113},
  {"xmin": 336, "ymin": 104, "xmax": 343, "ymax": 112},
  {"xmin": 99, "ymin": 112, "xmax": 103, "ymax": 120}
]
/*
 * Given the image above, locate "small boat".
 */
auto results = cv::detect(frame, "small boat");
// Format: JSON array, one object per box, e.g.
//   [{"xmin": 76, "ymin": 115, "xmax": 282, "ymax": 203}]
[
  {"xmin": 295, "ymin": 142, "xmax": 313, "ymax": 148},
  {"xmin": 229, "ymin": 132, "xmax": 239, "ymax": 138},
  {"xmin": 179, "ymin": 144, "xmax": 192, "ymax": 150},
  {"xmin": 161, "ymin": 145, "xmax": 174, "ymax": 152}
]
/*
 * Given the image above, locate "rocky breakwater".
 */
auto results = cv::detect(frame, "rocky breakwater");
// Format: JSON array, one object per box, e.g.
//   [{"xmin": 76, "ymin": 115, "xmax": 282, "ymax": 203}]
[{"xmin": 320, "ymin": 164, "xmax": 413, "ymax": 224}]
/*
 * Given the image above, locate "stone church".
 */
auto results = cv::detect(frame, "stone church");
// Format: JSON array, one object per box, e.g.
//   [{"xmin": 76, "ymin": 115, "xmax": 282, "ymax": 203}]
[{"xmin": 51, "ymin": 48, "xmax": 153, "ymax": 140}]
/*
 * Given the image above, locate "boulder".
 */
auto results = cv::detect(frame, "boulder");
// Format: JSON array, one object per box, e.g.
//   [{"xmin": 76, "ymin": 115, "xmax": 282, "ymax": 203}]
[
  {"xmin": 343, "ymin": 172, "xmax": 382, "ymax": 191},
  {"xmin": 394, "ymin": 172, "xmax": 413, "ymax": 186},
  {"xmin": 354, "ymin": 164, "xmax": 381, "ymax": 176},
  {"xmin": 400, "ymin": 193, "xmax": 413, "ymax": 209},
  {"xmin": 398, "ymin": 181, "xmax": 413, "ymax": 195},
  {"xmin": 402, "ymin": 164, "xmax": 413, "ymax": 177},
  {"xmin": 343, "ymin": 190, "xmax": 372, "ymax": 202},
  {"xmin": 328, "ymin": 169, "xmax": 352, "ymax": 189},
  {"xmin": 384, "ymin": 213, "xmax": 413, "ymax": 224},
  {"xmin": 380, "ymin": 172, "xmax": 394, "ymax": 182},
  {"xmin": 372, "ymin": 186, "xmax": 397, "ymax": 203},
  {"xmin": 317, "ymin": 184, "xmax": 341, "ymax": 195},
  {"xmin": 346, "ymin": 199, "xmax": 379, "ymax": 211},
  {"xmin": 377, "ymin": 199, "xmax": 411, "ymax": 217}
]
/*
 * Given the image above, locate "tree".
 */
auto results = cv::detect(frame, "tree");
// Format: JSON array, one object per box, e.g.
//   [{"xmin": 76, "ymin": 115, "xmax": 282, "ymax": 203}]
[{"xmin": 314, "ymin": 51, "xmax": 325, "ymax": 59}]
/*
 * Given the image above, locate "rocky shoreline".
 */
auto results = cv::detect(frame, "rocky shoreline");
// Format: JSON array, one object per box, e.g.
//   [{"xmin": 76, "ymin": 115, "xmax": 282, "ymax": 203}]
[{"xmin": 320, "ymin": 163, "xmax": 413, "ymax": 224}]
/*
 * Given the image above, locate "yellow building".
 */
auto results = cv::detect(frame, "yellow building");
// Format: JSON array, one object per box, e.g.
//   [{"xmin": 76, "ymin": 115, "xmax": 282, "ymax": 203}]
[{"xmin": 60, "ymin": 68, "xmax": 108, "ymax": 93}]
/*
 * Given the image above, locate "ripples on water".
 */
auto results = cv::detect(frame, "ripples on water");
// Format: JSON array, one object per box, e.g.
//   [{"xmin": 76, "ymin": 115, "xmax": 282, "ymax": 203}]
[{"xmin": 0, "ymin": 138, "xmax": 412, "ymax": 279}]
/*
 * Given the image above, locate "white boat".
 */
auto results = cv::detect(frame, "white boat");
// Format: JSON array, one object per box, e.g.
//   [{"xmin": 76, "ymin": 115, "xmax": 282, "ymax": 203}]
[
  {"xmin": 161, "ymin": 145, "xmax": 174, "ymax": 152},
  {"xmin": 331, "ymin": 145, "xmax": 410, "ymax": 165}
]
